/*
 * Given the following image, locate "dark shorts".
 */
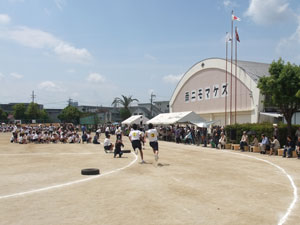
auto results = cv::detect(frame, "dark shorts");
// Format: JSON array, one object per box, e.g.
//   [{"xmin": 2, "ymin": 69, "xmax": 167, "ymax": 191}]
[
  {"xmin": 132, "ymin": 140, "xmax": 142, "ymax": 150},
  {"xmin": 104, "ymin": 145, "xmax": 112, "ymax": 150},
  {"xmin": 150, "ymin": 141, "xmax": 159, "ymax": 151}
]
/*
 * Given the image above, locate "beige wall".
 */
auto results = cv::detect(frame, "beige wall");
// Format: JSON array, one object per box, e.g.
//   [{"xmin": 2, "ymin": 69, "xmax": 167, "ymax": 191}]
[{"xmin": 172, "ymin": 68, "xmax": 252, "ymax": 115}]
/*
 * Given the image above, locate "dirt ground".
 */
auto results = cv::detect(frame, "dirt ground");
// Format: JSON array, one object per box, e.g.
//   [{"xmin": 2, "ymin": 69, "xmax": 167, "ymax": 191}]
[{"xmin": 0, "ymin": 132, "xmax": 300, "ymax": 225}]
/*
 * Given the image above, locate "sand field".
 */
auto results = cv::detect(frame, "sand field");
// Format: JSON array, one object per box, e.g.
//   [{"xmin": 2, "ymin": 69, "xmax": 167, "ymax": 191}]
[{"xmin": 0, "ymin": 133, "xmax": 300, "ymax": 225}]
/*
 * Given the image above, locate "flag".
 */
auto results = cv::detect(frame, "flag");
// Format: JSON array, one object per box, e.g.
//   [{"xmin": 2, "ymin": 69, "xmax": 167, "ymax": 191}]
[
  {"xmin": 235, "ymin": 27, "xmax": 240, "ymax": 42},
  {"xmin": 232, "ymin": 14, "xmax": 241, "ymax": 21},
  {"xmin": 225, "ymin": 32, "xmax": 232, "ymax": 42}
]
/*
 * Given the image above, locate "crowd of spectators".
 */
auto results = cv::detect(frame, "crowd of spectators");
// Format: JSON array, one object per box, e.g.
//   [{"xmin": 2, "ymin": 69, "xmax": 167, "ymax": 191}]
[{"xmin": 3, "ymin": 122, "xmax": 300, "ymax": 159}]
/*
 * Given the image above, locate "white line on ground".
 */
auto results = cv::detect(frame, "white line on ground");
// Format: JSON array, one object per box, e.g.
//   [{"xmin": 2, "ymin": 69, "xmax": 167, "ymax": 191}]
[
  {"xmin": 0, "ymin": 152, "xmax": 138, "ymax": 200},
  {"xmin": 0, "ymin": 152, "xmax": 100, "ymax": 156},
  {"xmin": 224, "ymin": 151, "xmax": 298, "ymax": 225}
]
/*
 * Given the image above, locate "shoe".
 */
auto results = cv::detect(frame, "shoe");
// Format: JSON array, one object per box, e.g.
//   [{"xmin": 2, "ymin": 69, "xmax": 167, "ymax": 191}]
[
  {"xmin": 287, "ymin": 156, "xmax": 292, "ymax": 158},
  {"xmin": 282, "ymin": 156, "xmax": 286, "ymax": 158},
  {"xmin": 155, "ymin": 154, "xmax": 159, "ymax": 161},
  {"xmin": 140, "ymin": 160, "xmax": 145, "ymax": 164}
]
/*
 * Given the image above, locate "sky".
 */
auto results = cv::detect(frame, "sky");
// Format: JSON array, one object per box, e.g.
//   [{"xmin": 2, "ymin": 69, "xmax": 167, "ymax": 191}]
[{"xmin": 0, "ymin": 0, "xmax": 299, "ymax": 109}]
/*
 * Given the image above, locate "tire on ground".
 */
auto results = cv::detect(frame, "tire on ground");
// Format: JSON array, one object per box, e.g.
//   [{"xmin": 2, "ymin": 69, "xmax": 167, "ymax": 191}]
[
  {"xmin": 121, "ymin": 150, "xmax": 131, "ymax": 153},
  {"xmin": 81, "ymin": 168, "xmax": 100, "ymax": 175}
]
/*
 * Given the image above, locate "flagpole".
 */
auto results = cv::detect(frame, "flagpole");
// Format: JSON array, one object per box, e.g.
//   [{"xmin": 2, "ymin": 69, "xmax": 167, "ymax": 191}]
[
  {"xmin": 225, "ymin": 33, "xmax": 228, "ymax": 126},
  {"xmin": 230, "ymin": 10, "xmax": 233, "ymax": 125},
  {"xmin": 235, "ymin": 26, "xmax": 237, "ymax": 124}
]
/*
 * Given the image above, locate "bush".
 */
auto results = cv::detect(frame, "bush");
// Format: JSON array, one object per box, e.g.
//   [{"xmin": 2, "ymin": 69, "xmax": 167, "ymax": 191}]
[{"xmin": 224, "ymin": 123, "xmax": 299, "ymax": 147}]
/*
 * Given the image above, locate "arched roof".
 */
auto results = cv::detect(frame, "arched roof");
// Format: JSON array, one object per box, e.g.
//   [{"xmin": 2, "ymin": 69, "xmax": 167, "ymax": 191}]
[{"xmin": 169, "ymin": 58, "xmax": 270, "ymax": 108}]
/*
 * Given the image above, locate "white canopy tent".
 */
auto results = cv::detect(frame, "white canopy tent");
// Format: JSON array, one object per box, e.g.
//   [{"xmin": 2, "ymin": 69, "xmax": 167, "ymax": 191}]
[
  {"xmin": 146, "ymin": 111, "xmax": 206, "ymax": 126},
  {"xmin": 259, "ymin": 112, "xmax": 283, "ymax": 118},
  {"xmin": 191, "ymin": 120, "xmax": 219, "ymax": 128},
  {"xmin": 121, "ymin": 115, "xmax": 149, "ymax": 125}
]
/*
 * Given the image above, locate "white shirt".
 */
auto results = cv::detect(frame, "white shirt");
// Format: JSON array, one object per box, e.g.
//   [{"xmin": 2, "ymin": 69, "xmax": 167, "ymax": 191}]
[
  {"xmin": 105, "ymin": 127, "xmax": 110, "ymax": 132},
  {"xmin": 129, "ymin": 130, "xmax": 142, "ymax": 141},
  {"xmin": 146, "ymin": 129, "xmax": 158, "ymax": 142},
  {"xmin": 103, "ymin": 138, "xmax": 111, "ymax": 146}
]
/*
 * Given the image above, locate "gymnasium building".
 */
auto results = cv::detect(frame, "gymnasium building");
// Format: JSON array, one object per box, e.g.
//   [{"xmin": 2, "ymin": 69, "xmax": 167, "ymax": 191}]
[{"xmin": 169, "ymin": 58, "xmax": 299, "ymax": 125}]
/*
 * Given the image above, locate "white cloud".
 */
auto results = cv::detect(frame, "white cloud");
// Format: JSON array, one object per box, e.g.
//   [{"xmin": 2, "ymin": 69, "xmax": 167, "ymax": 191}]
[
  {"xmin": 87, "ymin": 73, "xmax": 106, "ymax": 83},
  {"xmin": 276, "ymin": 17, "xmax": 300, "ymax": 62},
  {"xmin": 162, "ymin": 74, "xmax": 183, "ymax": 84},
  {"xmin": 0, "ymin": 14, "xmax": 11, "ymax": 25},
  {"xmin": 38, "ymin": 81, "xmax": 64, "ymax": 92},
  {"xmin": 10, "ymin": 72, "xmax": 23, "ymax": 79},
  {"xmin": 67, "ymin": 69, "xmax": 76, "ymax": 73},
  {"xmin": 54, "ymin": 0, "xmax": 66, "ymax": 11},
  {"xmin": 144, "ymin": 53, "xmax": 157, "ymax": 61},
  {"xmin": 223, "ymin": 0, "xmax": 238, "ymax": 8},
  {"xmin": 0, "ymin": 26, "xmax": 92, "ymax": 63},
  {"xmin": 0, "ymin": 73, "xmax": 4, "ymax": 80},
  {"xmin": 245, "ymin": 0, "xmax": 295, "ymax": 25}
]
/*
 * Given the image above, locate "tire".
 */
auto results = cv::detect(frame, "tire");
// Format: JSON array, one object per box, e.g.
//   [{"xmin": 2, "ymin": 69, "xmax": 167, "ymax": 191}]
[
  {"xmin": 81, "ymin": 168, "xmax": 100, "ymax": 175},
  {"xmin": 121, "ymin": 150, "xmax": 131, "ymax": 153}
]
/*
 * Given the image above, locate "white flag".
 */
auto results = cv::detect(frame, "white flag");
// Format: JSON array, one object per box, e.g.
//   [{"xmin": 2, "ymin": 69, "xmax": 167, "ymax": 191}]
[{"xmin": 225, "ymin": 32, "xmax": 232, "ymax": 42}]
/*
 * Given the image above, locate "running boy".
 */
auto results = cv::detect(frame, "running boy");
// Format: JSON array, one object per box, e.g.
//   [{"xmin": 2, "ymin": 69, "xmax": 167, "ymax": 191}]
[
  {"xmin": 129, "ymin": 124, "xmax": 145, "ymax": 163},
  {"xmin": 145, "ymin": 123, "xmax": 159, "ymax": 163}
]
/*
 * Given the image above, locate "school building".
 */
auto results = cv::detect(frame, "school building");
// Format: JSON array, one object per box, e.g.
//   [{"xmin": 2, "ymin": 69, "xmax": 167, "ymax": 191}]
[{"xmin": 169, "ymin": 58, "xmax": 300, "ymax": 125}]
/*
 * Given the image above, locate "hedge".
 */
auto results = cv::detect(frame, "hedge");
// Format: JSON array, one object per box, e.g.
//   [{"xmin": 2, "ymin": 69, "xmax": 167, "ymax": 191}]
[{"xmin": 224, "ymin": 123, "xmax": 300, "ymax": 147}]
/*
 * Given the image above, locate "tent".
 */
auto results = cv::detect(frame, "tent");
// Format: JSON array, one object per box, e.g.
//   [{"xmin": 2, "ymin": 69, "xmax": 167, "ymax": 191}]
[
  {"xmin": 191, "ymin": 120, "xmax": 219, "ymax": 128},
  {"xmin": 121, "ymin": 115, "xmax": 149, "ymax": 125},
  {"xmin": 146, "ymin": 111, "xmax": 206, "ymax": 125},
  {"xmin": 259, "ymin": 112, "xmax": 283, "ymax": 118}
]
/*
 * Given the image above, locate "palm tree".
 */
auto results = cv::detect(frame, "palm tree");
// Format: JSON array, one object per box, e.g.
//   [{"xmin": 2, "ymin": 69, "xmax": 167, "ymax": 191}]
[
  {"xmin": 112, "ymin": 95, "xmax": 139, "ymax": 120},
  {"xmin": 112, "ymin": 95, "xmax": 138, "ymax": 109}
]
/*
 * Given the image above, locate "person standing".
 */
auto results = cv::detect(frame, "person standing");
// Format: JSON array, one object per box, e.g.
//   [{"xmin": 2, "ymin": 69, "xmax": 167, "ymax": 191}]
[
  {"xmin": 145, "ymin": 123, "xmax": 159, "ymax": 163},
  {"xmin": 129, "ymin": 124, "xmax": 145, "ymax": 163}
]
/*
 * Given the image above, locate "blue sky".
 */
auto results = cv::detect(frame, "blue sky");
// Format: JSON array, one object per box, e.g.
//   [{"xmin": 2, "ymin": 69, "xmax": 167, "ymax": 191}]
[{"xmin": 0, "ymin": 0, "xmax": 299, "ymax": 108}]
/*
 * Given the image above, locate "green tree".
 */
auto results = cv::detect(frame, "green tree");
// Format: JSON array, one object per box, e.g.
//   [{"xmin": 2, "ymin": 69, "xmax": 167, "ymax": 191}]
[
  {"xmin": 112, "ymin": 95, "xmax": 138, "ymax": 120},
  {"xmin": 0, "ymin": 108, "xmax": 7, "ymax": 121},
  {"xmin": 39, "ymin": 109, "xmax": 50, "ymax": 121},
  {"xmin": 58, "ymin": 105, "xmax": 82, "ymax": 124},
  {"xmin": 13, "ymin": 103, "xmax": 26, "ymax": 120},
  {"xmin": 257, "ymin": 58, "xmax": 300, "ymax": 135},
  {"xmin": 25, "ymin": 102, "xmax": 41, "ymax": 120}
]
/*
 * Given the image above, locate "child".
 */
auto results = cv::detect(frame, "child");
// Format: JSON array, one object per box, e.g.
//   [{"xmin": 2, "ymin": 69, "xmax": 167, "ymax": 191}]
[
  {"xmin": 145, "ymin": 123, "xmax": 159, "ymax": 163},
  {"xmin": 104, "ymin": 134, "xmax": 114, "ymax": 153},
  {"xmin": 129, "ymin": 124, "xmax": 144, "ymax": 163},
  {"xmin": 114, "ymin": 139, "xmax": 124, "ymax": 158}
]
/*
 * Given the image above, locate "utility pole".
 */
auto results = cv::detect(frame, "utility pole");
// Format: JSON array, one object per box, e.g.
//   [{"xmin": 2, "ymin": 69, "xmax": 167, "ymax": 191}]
[
  {"xmin": 150, "ymin": 92, "xmax": 156, "ymax": 118},
  {"xmin": 67, "ymin": 98, "xmax": 73, "ymax": 106},
  {"xmin": 31, "ymin": 90, "xmax": 36, "ymax": 103}
]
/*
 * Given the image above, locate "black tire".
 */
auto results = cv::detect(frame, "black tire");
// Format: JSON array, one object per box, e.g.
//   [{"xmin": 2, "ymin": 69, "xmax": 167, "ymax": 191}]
[
  {"xmin": 121, "ymin": 150, "xmax": 131, "ymax": 153},
  {"xmin": 81, "ymin": 168, "xmax": 100, "ymax": 175}
]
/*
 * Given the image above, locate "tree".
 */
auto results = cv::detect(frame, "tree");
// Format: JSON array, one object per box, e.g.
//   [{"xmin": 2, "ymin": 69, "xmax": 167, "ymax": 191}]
[
  {"xmin": 13, "ymin": 103, "xmax": 26, "ymax": 120},
  {"xmin": 112, "ymin": 95, "xmax": 138, "ymax": 120},
  {"xmin": 26, "ymin": 102, "xmax": 41, "ymax": 120},
  {"xmin": 0, "ymin": 108, "xmax": 7, "ymax": 121},
  {"xmin": 257, "ymin": 58, "xmax": 300, "ymax": 135},
  {"xmin": 58, "ymin": 105, "xmax": 82, "ymax": 124}
]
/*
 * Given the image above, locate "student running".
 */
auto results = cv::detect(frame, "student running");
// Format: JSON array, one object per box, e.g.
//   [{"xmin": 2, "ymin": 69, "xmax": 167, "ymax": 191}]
[
  {"xmin": 145, "ymin": 123, "xmax": 159, "ymax": 163},
  {"xmin": 129, "ymin": 123, "xmax": 145, "ymax": 164}
]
